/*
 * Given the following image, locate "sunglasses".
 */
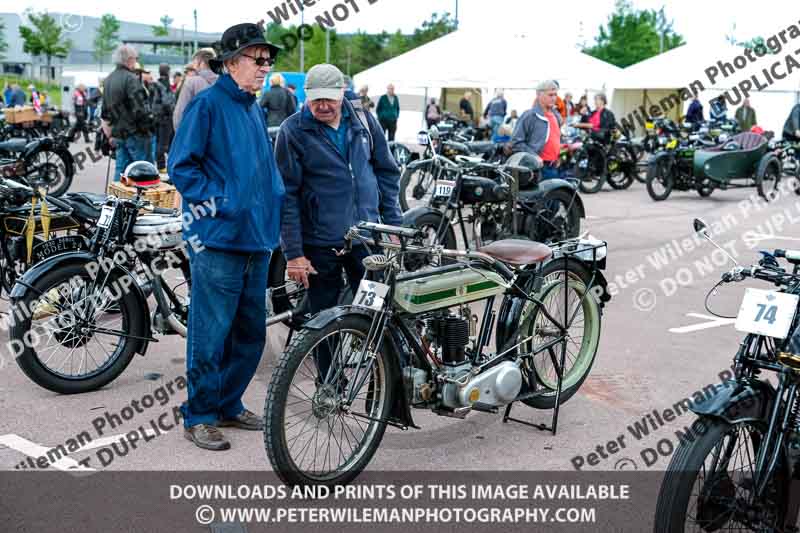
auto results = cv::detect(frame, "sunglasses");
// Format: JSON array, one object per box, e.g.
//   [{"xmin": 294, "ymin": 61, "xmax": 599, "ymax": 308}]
[{"xmin": 241, "ymin": 53, "xmax": 274, "ymax": 67}]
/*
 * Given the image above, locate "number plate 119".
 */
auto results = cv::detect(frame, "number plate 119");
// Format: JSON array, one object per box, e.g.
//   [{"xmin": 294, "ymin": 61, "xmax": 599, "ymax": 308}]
[{"xmin": 735, "ymin": 288, "xmax": 799, "ymax": 339}]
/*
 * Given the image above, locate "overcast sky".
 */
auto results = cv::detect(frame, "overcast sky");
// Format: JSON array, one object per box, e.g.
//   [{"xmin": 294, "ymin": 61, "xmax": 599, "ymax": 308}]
[{"xmin": 6, "ymin": 0, "xmax": 798, "ymax": 47}]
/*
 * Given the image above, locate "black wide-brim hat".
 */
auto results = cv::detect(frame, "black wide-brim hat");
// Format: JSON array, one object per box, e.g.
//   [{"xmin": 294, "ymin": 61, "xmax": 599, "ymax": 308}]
[{"xmin": 210, "ymin": 22, "xmax": 281, "ymax": 71}]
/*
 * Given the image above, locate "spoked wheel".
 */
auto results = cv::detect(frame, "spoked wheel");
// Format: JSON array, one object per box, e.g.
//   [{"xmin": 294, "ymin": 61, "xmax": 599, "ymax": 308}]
[
  {"xmin": 505, "ymin": 275, "xmax": 601, "ymax": 409},
  {"xmin": 529, "ymin": 189, "xmax": 581, "ymax": 242},
  {"xmin": 655, "ymin": 418, "xmax": 787, "ymax": 532},
  {"xmin": 756, "ymin": 160, "xmax": 782, "ymax": 202},
  {"xmin": 10, "ymin": 262, "xmax": 145, "ymax": 394},
  {"xmin": 646, "ymin": 157, "xmax": 675, "ymax": 201},
  {"xmin": 24, "ymin": 149, "xmax": 73, "ymax": 197},
  {"xmin": 606, "ymin": 145, "xmax": 636, "ymax": 190},
  {"xmin": 575, "ymin": 147, "xmax": 606, "ymax": 194},
  {"xmin": 404, "ymin": 211, "xmax": 457, "ymax": 271},
  {"xmin": 399, "ymin": 163, "xmax": 435, "ymax": 211},
  {"xmin": 264, "ymin": 314, "xmax": 396, "ymax": 486}
]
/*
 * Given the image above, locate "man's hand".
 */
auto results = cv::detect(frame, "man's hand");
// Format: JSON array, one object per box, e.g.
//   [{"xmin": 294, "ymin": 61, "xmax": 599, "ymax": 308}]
[{"xmin": 286, "ymin": 257, "xmax": 318, "ymax": 289}]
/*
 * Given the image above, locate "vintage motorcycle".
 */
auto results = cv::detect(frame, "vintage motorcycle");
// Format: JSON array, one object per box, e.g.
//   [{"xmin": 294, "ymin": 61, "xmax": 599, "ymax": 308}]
[
  {"xmin": 0, "ymin": 134, "xmax": 76, "ymax": 197},
  {"xmin": 656, "ymin": 219, "xmax": 800, "ymax": 531},
  {"xmin": 573, "ymin": 128, "xmax": 639, "ymax": 193},
  {"xmin": 264, "ymin": 221, "xmax": 610, "ymax": 486},
  {"xmin": 9, "ymin": 187, "xmax": 190, "ymax": 394},
  {"xmin": 0, "ymin": 177, "xmax": 104, "ymax": 296}
]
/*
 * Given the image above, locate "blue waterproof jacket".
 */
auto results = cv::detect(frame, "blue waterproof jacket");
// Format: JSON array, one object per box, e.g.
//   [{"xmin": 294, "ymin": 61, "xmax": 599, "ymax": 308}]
[
  {"xmin": 168, "ymin": 74, "xmax": 284, "ymax": 253},
  {"xmin": 275, "ymin": 98, "xmax": 402, "ymax": 260}
]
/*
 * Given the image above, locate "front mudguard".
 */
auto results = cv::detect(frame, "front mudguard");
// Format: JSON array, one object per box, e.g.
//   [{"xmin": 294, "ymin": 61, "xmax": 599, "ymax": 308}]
[
  {"xmin": 522, "ymin": 179, "xmax": 586, "ymax": 219},
  {"xmin": 10, "ymin": 251, "xmax": 152, "ymax": 355},
  {"xmin": 303, "ymin": 306, "xmax": 417, "ymax": 429},
  {"xmin": 691, "ymin": 379, "xmax": 775, "ymax": 425}
]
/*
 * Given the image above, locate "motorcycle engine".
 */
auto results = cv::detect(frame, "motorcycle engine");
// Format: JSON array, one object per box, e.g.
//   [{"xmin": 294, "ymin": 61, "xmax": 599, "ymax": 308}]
[
  {"xmin": 421, "ymin": 312, "xmax": 523, "ymax": 410},
  {"xmin": 474, "ymin": 204, "xmax": 507, "ymax": 246}
]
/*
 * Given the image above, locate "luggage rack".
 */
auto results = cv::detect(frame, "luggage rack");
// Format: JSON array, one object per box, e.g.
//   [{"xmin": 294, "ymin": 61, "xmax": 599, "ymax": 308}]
[{"xmin": 502, "ymin": 237, "xmax": 608, "ymax": 435}]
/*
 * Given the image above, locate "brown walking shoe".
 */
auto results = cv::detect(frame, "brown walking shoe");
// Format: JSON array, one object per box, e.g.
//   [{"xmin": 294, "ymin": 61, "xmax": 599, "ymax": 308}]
[
  {"xmin": 184, "ymin": 424, "xmax": 231, "ymax": 451},
  {"xmin": 218, "ymin": 409, "xmax": 264, "ymax": 431}
]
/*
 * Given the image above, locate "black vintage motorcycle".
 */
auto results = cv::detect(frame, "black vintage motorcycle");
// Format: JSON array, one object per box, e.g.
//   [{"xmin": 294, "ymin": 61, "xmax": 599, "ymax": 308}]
[
  {"xmin": 0, "ymin": 134, "xmax": 76, "ymax": 197},
  {"xmin": 9, "ymin": 188, "xmax": 190, "ymax": 394},
  {"xmin": 656, "ymin": 219, "xmax": 800, "ymax": 531},
  {"xmin": 573, "ymin": 128, "xmax": 639, "ymax": 193},
  {"xmin": 264, "ymin": 221, "xmax": 609, "ymax": 486},
  {"xmin": 0, "ymin": 177, "xmax": 103, "ymax": 296}
]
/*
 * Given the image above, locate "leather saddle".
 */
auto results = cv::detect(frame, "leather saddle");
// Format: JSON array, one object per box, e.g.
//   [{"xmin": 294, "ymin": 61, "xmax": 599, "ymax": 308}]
[{"xmin": 478, "ymin": 239, "xmax": 552, "ymax": 265}]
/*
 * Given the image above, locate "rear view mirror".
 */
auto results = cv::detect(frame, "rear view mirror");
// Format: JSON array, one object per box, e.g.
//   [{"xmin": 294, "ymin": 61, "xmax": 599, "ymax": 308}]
[{"xmin": 693, "ymin": 218, "xmax": 708, "ymax": 235}]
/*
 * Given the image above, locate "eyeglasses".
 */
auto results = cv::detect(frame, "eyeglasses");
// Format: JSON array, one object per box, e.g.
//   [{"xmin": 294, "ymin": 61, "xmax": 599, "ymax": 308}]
[{"xmin": 241, "ymin": 53, "xmax": 274, "ymax": 67}]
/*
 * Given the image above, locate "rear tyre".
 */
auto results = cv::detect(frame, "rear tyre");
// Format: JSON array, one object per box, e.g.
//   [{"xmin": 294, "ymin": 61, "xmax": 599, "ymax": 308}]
[
  {"xmin": 399, "ymin": 163, "xmax": 434, "ymax": 212},
  {"xmin": 606, "ymin": 145, "xmax": 636, "ymax": 190},
  {"xmin": 504, "ymin": 275, "xmax": 601, "ymax": 409}
]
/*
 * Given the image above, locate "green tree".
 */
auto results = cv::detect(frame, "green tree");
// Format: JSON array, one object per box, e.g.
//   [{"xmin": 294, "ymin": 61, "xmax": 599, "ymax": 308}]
[
  {"xmin": 583, "ymin": 0, "xmax": 684, "ymax": 68},
  {"xmin": 93, "ymin": 14, "xmax": 120, "ymax": 70},
  {"xmin": 152, "ymin": 15, "xmax": 173, "ymax": 37},
  {"xmin": 0, "ymin": 21, "xmax": 8, "ymax": 61},
  {"xmin": 18, "ymin": 11, "xmax": 73, "ymax": 81},
  {"xmin": 406, "ymin": 12, "xmax": 457, "ymax": 50}
]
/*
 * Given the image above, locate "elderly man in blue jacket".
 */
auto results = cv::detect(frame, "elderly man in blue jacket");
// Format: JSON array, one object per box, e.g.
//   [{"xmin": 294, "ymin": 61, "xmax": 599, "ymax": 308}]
[
  {"xmin": 275, "ymin": 63, "xmax": 402, "ymax": 378},
  {"xmin": 168, "ymin": 22, "xmax": 285, "ymax": 451}
]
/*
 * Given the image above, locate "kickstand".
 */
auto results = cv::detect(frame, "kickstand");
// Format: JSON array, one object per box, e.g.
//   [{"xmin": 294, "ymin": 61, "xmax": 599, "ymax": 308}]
[
  {"xmin": 502, "ymin": 344, "xmax": 566, "ymax": 435},
  {"xmin": 502, "ymin": 255, "xmax": 570, "ymax": 435}
]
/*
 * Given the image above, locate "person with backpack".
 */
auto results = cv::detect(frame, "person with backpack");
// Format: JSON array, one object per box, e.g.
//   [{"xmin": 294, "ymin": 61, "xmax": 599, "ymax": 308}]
[
  {"xmin": 154, "ymin": 63, "xmax": 176, "ymax": 172},
  {"xmin": 275, "ymin": 64, "xmax": 401, "ymax": 379},
  {"xmin": 425, "ymin": 97, "xmax": 441, "ymax": 128}
]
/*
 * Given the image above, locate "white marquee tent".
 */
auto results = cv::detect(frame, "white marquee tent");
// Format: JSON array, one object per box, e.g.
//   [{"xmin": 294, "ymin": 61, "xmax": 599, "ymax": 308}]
[
  {"xmin": 610, "ymin": 41, "xmax": 800, "ymax": 136},
  {"xmin": 354, "ymin": 30, "xmax": 622, "ymax": 142}
]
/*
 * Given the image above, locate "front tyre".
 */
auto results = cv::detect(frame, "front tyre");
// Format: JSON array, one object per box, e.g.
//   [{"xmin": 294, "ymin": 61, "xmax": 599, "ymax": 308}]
[
  {"xmin": 11, "ymin": 262, "xmax": 145, "ymax": 394},
  {"xmin": 264, "ymin": 314, "xmax": 396, "ymax": 486},
  {"xmin": 646, "ymin": 157, "xmax": 674, "ymax": 201},
  {"xmin": 655, "ymin": 417, "xmax": 786, "ymax": 532}
]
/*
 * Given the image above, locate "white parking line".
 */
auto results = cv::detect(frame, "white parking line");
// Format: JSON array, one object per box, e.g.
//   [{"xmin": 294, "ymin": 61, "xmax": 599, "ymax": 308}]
[
  {"xmin": 0, "ymin": 428, "xmax": 166, "ymax": 474},
  {"xmin": 669, "ymin": 313, "xmax": 736, "ymax": 334}
]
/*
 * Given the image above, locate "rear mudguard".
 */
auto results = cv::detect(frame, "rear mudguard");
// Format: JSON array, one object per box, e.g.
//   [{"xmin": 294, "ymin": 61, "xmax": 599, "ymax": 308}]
[
  {"xmin": 303, "ymin": 306, "xmax": 417, "ymax": 429},
  {"xmin": 522, "ymin": 179, "xmax": 586, "ymax": 219},
  {"xmin": 10, "ymin": 251, "xmax": 152, "ymax": 355},
  {"xmin": 691, "ymin": 379, "xmax": 775, "ymax": 424},
  {"xmin": 494, "ymin": 259, "xmax": 610, "ymax": 352}
]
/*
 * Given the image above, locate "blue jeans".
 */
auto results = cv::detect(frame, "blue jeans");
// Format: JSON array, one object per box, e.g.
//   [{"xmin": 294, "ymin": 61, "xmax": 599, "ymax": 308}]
[
  {"xmin": 489, "ymin": 115, "xmax": 504, "ymax": 138},
  {"xmin": 541, "ymin": 164, "xmax": 564, "ymax": 181},
  {"xmin": 304, "ymin": 244, "xmax": 370, "ymax": 379},
  {"xmin": 181, "ymin": 247, "xmax": 270, "ymax": 428},
  {"xmin": 113, "ymin": 135, "xmax": 152, "ymax": 182}
]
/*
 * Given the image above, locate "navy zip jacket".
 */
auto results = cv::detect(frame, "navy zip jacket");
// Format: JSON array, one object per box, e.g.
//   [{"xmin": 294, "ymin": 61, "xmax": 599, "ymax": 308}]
[
  {"xmin": 168, "ymin": 73, "xmax": 285, "ymax": 253},
  {"xmin": 275, "ymin": 98, "xmax": 402, "ymax": 261}
]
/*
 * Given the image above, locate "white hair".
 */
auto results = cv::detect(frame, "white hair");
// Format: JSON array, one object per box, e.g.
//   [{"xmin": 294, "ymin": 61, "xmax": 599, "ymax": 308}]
[
  {"xmin": 112, "ymin": 44, "xmax": 138, "ymax": 66},
  {"xmin": 535, "ymin": 80, "xmax": 558, "ymax": 93}
]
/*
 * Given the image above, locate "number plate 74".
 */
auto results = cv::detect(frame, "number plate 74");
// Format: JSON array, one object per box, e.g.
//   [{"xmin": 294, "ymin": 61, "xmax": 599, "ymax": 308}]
[
  {"xmin": 353, "ymin": 280, "xmax": 390, "ymax": 311},
  {"xmin": 735, "ymin": 288, "xmax": 799, "ymax": 339}
]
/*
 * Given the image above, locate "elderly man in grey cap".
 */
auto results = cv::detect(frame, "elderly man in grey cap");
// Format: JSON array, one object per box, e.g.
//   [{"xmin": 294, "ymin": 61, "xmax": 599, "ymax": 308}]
[
  {"xmin": 275, "ymin": 63, "xmax": 402, "ymax": 379},
  {"xmin": 510, "ymin": 79, "xmax": 564, "ymax": 180}
]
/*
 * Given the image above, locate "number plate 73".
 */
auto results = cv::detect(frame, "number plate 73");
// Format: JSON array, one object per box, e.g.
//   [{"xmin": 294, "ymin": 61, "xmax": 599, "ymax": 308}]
[
  {"xmin": 735, "ymin": 288, "xmax": 799, "ymax": 339},
  {"xmin": 353, "ymin": 280, "xmax": 390, "ymax": 311}
]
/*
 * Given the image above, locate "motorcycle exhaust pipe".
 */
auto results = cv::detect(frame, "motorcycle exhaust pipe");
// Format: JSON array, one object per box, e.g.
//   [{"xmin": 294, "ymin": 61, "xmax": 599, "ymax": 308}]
[{"xmin": 167, "ymin": 313, "xmax": 187, "ymax": 337}]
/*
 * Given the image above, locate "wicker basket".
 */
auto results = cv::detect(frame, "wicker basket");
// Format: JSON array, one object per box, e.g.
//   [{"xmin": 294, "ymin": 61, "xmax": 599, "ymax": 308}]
[{"xmin": 107, "ymin": 181, "xmax": 179, "ymax": 210}]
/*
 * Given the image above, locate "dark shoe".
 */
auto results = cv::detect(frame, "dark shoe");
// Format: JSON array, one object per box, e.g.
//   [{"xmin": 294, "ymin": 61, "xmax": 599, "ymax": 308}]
[
  {"xmin": 184, "ymin": 424, "xmax": 231, "ymax": 451},
  {"xmin": 218, "ymin": 409, "xmax": 263, "ymax": 431}
]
